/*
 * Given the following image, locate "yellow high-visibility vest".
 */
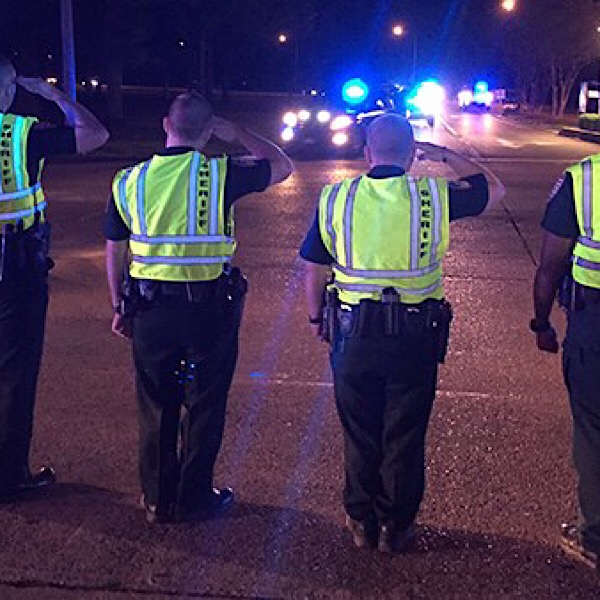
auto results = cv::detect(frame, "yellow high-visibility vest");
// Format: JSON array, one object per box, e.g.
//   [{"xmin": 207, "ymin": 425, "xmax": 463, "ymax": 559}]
[
  {"xmin": 318, "ymin": 174, "xmax": 450, "ymax": 304},
  {"xmin": 0, "ymin": 113, "xmax": 46, "ymax": 228},
  {"xmin": 112, "ymin": 151, "xmax": 235, "ymax": 281},
  {"xmin": 568, "ymin": 156, "xmax": 600, "ymax": 289}
]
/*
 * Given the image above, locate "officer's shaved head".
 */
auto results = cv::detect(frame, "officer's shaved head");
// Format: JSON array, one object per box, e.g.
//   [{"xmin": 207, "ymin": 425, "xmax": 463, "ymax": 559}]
[
  {"xmin": 0, "ymin": 56, "xmax": 16, "ymax": 112},
  {"xmin": 365, "ymin": 113, "xmax": 415, "ymax": 168},
  {"xmin": 165, "ymin": 92, "xmax": 214, "ymax": 145}
]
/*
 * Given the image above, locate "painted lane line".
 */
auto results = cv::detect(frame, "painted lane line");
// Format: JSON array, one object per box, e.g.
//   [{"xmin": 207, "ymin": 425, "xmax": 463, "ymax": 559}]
[{"xmin": 232, "ymin": 378, "xmax": 513, "ymax": 400}]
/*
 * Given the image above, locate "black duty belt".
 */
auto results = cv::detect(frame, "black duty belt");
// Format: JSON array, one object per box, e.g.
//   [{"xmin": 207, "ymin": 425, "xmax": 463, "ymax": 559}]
[
  {"xmin": 337, "ymin": 298, "xmax": 448, "ymax": 337},
  {"xmin": 137, "ymin": 279, "xmax": 220, "ymax": 303}
]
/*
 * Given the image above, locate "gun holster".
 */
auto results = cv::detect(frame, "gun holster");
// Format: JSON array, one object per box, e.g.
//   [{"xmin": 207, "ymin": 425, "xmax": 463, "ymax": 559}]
[
  {"xmin": 119, "ymin": 273, "xmax": 144, "ymax": 317},
  {"xmin": 320, "ymin": 288, "xmax": 339, "ymax": 343},
  {"xmin": 0, "ymin": 222, "xmax": 52, "ymax": 282},
  {"xmin": 216, "ymin": 266, "xmax": 248, "ymax": 302}
]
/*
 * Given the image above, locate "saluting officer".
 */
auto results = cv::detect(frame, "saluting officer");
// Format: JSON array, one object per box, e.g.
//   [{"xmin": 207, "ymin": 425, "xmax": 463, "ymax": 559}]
[
  {"xmin": 104, "ymin": 92, "xmax": 292, "ymax": 523},
  {"xmin": 300, "ymin": 113, "xmax": 503, "ymax": 553},
  {"xmin": 0, "ymin": 56, "xmax": 108, "ymax": 501}
]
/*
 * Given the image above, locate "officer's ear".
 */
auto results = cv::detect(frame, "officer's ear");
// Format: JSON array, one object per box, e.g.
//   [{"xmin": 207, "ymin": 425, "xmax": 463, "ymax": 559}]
[{"xmin": 162, "ymin": 116, "xmax": 170, "ymax": 136}]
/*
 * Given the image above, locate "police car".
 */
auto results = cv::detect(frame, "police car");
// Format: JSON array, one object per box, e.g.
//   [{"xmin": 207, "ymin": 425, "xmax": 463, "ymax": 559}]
[
  {"xmin": 278, "ymin": 92, "xmax": 364, "ymax": 157},
  {"xmin": 278, "ymin": 78, "xmax": 444, "ymax": 156},
  {"xmin": 458, "ymin": 81, "xmax": 494, "ymax": 112}
]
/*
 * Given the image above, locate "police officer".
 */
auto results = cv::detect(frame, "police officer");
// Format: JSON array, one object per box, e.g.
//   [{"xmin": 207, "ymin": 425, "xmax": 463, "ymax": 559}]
[
  {"xmin": 104, "ymin": 92, "xmax": 293, "ymax": 524},
  {"xmin": 300, "ymin": 113, "xmax": 503, "ymax": 553},
  {"xmin": 532, "ymin": 155, "xmax": 600, "ymax": 571},
  {"xmin": 0, "ymin": 56, "xmax": 109, "ymax": 501}
]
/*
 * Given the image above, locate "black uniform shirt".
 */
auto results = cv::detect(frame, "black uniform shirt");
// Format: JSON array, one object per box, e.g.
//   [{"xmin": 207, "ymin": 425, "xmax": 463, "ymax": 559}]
[
  {"xmin": 26, "ymin": 124, "xmax": 77, "ymax": 181},
  {"xmin": 103, "ymin": 147, "xmax": 271, "ymax": 240},
  {"xmin": 300, "ymin": 166, "xmax": 489, "ymax": 264},
  {"xmin": 541, "ymin": 172, "xmax": 579, "ymax": 239}
]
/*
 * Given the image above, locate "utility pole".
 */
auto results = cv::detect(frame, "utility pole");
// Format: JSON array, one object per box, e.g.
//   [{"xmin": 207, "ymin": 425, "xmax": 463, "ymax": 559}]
[{"xmin": 60, "ymin": 0, "xmax": 77, "ymax": 100}]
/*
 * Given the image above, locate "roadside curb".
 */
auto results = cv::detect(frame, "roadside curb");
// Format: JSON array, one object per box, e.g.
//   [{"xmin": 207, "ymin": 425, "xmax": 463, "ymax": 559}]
[{"xmin": 559, "ymin": 127, "xmax": 600, "ymax": 144}]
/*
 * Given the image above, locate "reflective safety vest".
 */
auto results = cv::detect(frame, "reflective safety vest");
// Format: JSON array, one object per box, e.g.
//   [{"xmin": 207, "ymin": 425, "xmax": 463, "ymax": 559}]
[
  {"xmin": 112, "ymin": 151, "xmax": 235, "ymax": 281},
  {"xmin": 318, "ymin": 174, "xmax": 450, "ymax": 305},
  {"xmin": 0, "ymin": 113, "xmax": 46, "ymax": 229},
  {"xmin": 568, "ymin": 156, "xmax": 600, "ymax": 289}
]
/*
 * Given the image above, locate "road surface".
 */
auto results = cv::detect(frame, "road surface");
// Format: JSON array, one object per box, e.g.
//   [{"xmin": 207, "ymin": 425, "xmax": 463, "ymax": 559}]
[{"xmin": 1, "ymin": 111, "xmax": 599, "ymax": 599}]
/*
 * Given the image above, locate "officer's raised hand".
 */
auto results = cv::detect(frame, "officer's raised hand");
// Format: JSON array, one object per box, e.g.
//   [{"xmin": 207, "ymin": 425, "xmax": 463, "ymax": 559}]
[
  {"xmin": 16, "ymin": 76, "xmax": 109, "ymax": 155},
  {"xmin": 415, "ymin": 141, "xmax": 448, "ymax": 163},
  {"xmin": 212, "ymin": 117, "xmax": 237, "ymax": 143},
  {"xmin": 17, "ymin": 77, "xmax": 61, "ymax": 102}
]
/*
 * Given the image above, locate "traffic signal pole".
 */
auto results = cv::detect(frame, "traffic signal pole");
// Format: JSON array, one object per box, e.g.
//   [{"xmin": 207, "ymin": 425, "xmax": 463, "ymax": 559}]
[{"xmin": 60, "ymin": 0, "xmax": 77, "ymax": 101}]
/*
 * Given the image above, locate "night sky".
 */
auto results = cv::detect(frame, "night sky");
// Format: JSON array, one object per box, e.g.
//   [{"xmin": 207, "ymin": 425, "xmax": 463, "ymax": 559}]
[{"xmin": 0, "ymin": 1, "xmax": 562, "ymax": 93}]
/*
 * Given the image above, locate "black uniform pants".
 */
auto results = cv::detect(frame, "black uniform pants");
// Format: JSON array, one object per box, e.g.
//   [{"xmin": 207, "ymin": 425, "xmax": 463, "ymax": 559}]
[
  {"xmin": 563, "ymin": 301, "xmax": 600, "ymax": 554},
  {"xmin": 0, "ymin": 269, "xmax": 49, "ymax": 492},
  {"xmin": 132, "ymin": 292, "xmax": 244, "ymax": 514},
  {"xmin": 330, "ymin": 316, "xmax": 439, "ymax": 530}
]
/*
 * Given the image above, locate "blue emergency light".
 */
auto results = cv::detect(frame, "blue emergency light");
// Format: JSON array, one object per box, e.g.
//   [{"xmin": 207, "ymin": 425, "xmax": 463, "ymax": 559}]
[{"xmin": 342, "ymin": 78, "xmax": 369, "ymax": 105}]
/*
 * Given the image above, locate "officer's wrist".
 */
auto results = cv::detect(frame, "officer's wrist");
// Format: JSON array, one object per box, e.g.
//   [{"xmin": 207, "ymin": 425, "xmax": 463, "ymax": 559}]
[
  {"xmin": 112, "ymin": 302, "xmax": 123, "ymax": 315},
  {"xmin": 529, "ymin": 317, "xmax": 552, "ymax": 333}
]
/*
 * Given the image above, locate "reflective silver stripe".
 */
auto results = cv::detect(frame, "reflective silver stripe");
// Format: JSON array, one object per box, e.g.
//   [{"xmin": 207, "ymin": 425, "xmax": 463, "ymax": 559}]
[
  {"xmin": 575, "ymin": 256, "xmax": 600, "ymax": 271},
  {"xmin": 188, "ymin": 151, "xmax": 201, "ymax": 235},
  {"xmin": 12, "ymin": 116, "xmax": 25, "ymax": 190},
  {"xmin": 0, "ymin": 201, "xmax": 47, "ymax": 222},
  {"xmin": 582, "ymin": 160, "xmax": 593, "ymax": 238},
  {"xmin": 343, "ymin": 177, "xmax": 361, "ymax": 267},
  {"xmin": 130, "ymin": 234, "xmax": 234, "ymax": 244},
  {"xmin": 136, "ymin": 160, "xmax": 151, "ymax": 235},
  {"xmin": 335, "ymin": 261, "xmax": 441, "ymax": 279},
  {"xmin": 325, "ymin": 182, "xmax": 342, "ymax": 260},
  {"xmin": 429, "ymin": 178, "xmax": 442, "ymax": 263},
  {"xmin": 209, "ymin": 158, "xmax": 219, "ymax": 235},
  {"xmin": 0, "ymin": 183, "xmax": 42, "ymax": 202},
  {"xmin": 335, "ymin": 279, "xmax": 442, "ymax": 295},
  {"xmin": 117, "ymin": 170, "xmax": 133, "ymax": 225},
  {"xmin": 132, "ymin": 254, "xmax": 230, "ymax": 265},
  {"xmin": 577, "ymin": 236, "xmax": 600, "ymax": 250},
  {"xmin": 407, "ymin": 176, "xmax": 421, "ymax": 270}
]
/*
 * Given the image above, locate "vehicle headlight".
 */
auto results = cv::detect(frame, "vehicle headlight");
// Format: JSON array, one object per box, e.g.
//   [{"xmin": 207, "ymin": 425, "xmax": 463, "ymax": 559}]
[
  {"xmin": 282, "ymin": 112, "xmax": 298, "ymax": 127},
  {"xmin": 281, "ymin": 127, "xmax": 294, "ymax": 142},
  {"xmin": 330, "ymin": 115, "xmax": 353, "ymax": 131},
  {"xmin": 317, "ymin": 110, "xmax": 331, "ymax": 123},
  {"xmin": 410, "ymin": 81, "xmax": 445, "ymax": 115},
  {"xmin": 297, "ymin": 109, "xmax": 311, "ymax": 122},
  {"xmin": 332, "ymin": 132, "xmax": 349, "ymax": 146}
]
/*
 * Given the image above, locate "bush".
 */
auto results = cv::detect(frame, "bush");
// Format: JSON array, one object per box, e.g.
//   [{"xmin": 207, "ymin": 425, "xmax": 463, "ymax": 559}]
[{"xmin": 579, "ymin": 113, "xmax": 600, "ymax": 131}]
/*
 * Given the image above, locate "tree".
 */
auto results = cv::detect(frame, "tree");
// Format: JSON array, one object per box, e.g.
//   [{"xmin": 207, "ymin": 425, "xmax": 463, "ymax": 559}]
[{"xmin": 501, "ymin": 0, "xmax": 600, "ymax": 117}]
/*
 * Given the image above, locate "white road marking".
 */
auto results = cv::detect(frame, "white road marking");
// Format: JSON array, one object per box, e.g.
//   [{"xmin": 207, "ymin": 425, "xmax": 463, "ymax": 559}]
[
  {"xmin": 496, "ymin": 138, "xmax": 521, "ymax": 148},
  {"xmin": 232, "ymin": 378, "xmax": 503, "ymax": 400},
  {"xmin": 478, "ymin": 157, "xmax": 576, "ymax": 164}
]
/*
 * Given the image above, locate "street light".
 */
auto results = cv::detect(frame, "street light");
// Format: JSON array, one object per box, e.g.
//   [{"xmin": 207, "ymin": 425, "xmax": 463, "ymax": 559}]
[
  {"xmin": 501, "ymin": 0, "xmax": 516, "ymax": 11},
  {"xmin": 277, "ymin": 33, "xmax": 299, "ymax": 93},
  {"xmin": 392, "ymin": 24, "xmax": 404, "ymax": 37},
  {"xmin": 392, "ymin": 23, "xmax": 417, "ymax": 84}
]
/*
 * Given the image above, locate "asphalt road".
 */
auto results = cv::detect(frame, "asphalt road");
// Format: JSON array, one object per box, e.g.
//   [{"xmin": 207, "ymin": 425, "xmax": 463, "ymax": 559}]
[{"xmin": 1, "ymin": 112, "xmax": 600, "ymax": 599}]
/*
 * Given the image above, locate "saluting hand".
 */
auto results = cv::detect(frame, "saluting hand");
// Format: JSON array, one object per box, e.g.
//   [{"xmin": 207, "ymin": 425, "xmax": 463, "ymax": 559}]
[
  {"xmin": 16, "ymin": 77, "xmax": 60, "ymax": 102},
  {"xmin": 212, "ymin": 117, "xmax": 237, "ymax": 143},
  {"xmin": 415, "ymin": 141, "xmax": 448, "ymax": 163}
]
